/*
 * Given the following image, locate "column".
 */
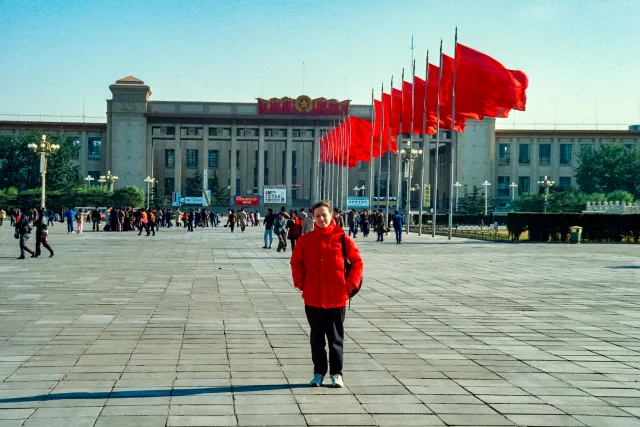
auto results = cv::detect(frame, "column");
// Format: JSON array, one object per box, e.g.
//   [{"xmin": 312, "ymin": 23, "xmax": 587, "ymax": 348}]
[
  {"xmin": 311, "ymin": 126, "xmax": 320, "ymax": 203},
  {"xmin": 79, "ymin": 131, "xmax": 88, "ymax": 178},
  {"xmin": 258, "ymin": 126, "xmax": 265, "ymax": 204},
  {"xmin": 286, "ymin": 125, "xmax": 293, "ymax": 206},
  {"xmin": 174, "ymin": 125, "xmax": 182, "ymax": 193},
  {"xmin": 145, "ymin": 125, "xmax": 153, "ymax": 179},
  {"xmin": 511, "ymin": 139, "xmax": 517, "ymax": 197},
  {"xmin": 230, "ymin": 123, "xmax": 237, "ymax": 201},
  {"xmin": 202, "ymin": 125, "xmax": 209, "ymax": 186}
]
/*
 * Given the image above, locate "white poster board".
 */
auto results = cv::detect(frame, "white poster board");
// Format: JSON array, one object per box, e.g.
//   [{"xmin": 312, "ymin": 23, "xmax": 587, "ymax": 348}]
[{"xmin": 264, "ymin": 186, "xmax": 286, "ymax": 204}]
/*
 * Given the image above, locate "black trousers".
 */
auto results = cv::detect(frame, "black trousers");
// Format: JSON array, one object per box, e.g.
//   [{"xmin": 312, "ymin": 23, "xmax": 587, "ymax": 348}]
[
  {"xmin": 35, "ymin": 237, "xmax": 53, "ymax": 256},
  {"xmin": 19, "ymin": 235, "xmax": 34, "ymax": 257},
  {"xmin": 188, "ymin": 221, "xmax": 193, "ymax": 232},
  {"xmin": 92, "ymin": 220, "xmax": 100, "ymax": 231},
  {"xmin": 305, "ymin": 305, "xmax": 346, "ymax": 376}
]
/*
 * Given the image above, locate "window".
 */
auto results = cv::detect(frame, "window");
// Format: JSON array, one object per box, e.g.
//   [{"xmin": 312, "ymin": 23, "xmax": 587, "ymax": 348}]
[
  {"xmin": 236, "ymin": 178, "xmax": 241, "ymax": 193},
  {"xmin": 303, "ymin": 129, "xmax": 314, "ymax": 138},
  {"xmin": 253, "ymin": 150, "xmax": 259, "ymax": 190},
  {"xmin": 560, "ymin": 144, "xmax": 572, "ymax": 165},
  {"xmin": 498, "ymin": 144, "xmax": 510, "ymax": 165},
  {"xmin": 625, "ymin": 144, "xmax": 636, "ymax": 150},
  {"xmin": 186, "ymin": 149, "xmax": 198, "ymax": 168},
  {"xmin": 292, "ymin": 129, "xmax": 301, "ymax": 138},
  {"xmin": 164, "ymin": 178, "xmax": 175, "ymax": 194},
  {"xmin": 497, "ymin": 176, "xmax": 510, "ymax": 197},
  {"xmin": 185, "ymin": 178, "xmax": 198, "ymax": 196},
  {"xmin": 559, "ymin": 176, "xmax": 572, "ymax": 190},
  {"xmin": 88, "ymin": 137, "xmax": 101, "ymax": 160},
  {"xmin": 265, "ymin": 129, "xmax": 274, "ymax": 137},
  {"xmin": 209, "ymin": 127, "xmax": 230, "ymax": 137},
  {"xmin": 165, "ymin": 149, "xmax": 175, "ymax": 168},
  {"xmin": 358, "ymin": 161, "xmax": 365, "ymax": 170},
  {"xmin": 539, "ymin": 144, "xmax": 551, "ymax": 165},
  {"xmin": 236, "ymin": 150, "xmax": 240, "ymax": 168},
  {"xmin": 381, "ymin": 152, "xmax": 389, "ymax": 171},
  {"xmin": 237, "ymin": 128, "xmax": 258, "ymax": 137},
  {"xmin": 152, "ymin": 126, "xmax": 175, "ymax": 136},
  {"xmin": 277, "ymin": 129, "xmax": 287, "ymax": 138},
  {"xmin": 518, "ymin": 144, "xmax": 531, "ymax": 164},
  {"xmin": 208, "ymin": 150, "xmax": 219, "ymax": 168},
  {"xmin": 264, "ymin": 151, "xmax": 269, "ymax": 185},
  {"xmin": 68, "ymin": 137, "xmax": 80, "ymax": 160},
  {"xmin": 518, "ymin": 176, "xmax": 530, "ymax": 196},
  {"xmin": 181, "ymin": 127, "xmax": 201, "ymax": 136},
  {"xmin": 292, "ymin": 151, "xmax": 297, "ymax": 185},
  {"xmin": 282, "ymin": 151, "xmax": 286, "ymax": 184}
]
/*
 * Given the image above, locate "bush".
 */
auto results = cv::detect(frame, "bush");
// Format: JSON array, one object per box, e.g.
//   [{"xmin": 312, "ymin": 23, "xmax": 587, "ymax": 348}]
[{"xmin": 506, "ymin": 213, "xmax": 640, "ymax": 243}]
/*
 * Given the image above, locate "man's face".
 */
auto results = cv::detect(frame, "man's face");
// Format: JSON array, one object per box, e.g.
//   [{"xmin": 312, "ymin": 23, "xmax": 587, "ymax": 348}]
[{"xmin": 314, "ymin": 207, "xmax": 331, "ymax": 228}]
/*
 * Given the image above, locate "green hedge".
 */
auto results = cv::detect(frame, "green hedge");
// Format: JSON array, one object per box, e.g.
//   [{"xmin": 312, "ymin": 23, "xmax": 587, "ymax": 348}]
[{"xmin": 506, "ymin": 213, "xmax": 640, "ymax": 243}]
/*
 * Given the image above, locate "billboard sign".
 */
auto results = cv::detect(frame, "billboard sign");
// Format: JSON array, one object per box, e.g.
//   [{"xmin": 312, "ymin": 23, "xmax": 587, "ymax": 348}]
[
  {"xmin": 264, "ymin": 186, "xmax": 286, "ymax": 204},
  {"xmin": 347, "ymin": 197, "xmax": 370, "ymax": 209},
  {"xmin": 235, "ymin": 195, "xmax": 260, "ymax": 206}
]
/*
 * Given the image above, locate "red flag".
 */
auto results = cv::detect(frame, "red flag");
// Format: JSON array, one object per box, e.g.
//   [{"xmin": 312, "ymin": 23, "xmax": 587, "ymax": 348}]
[
  {"xmin": 440, "ymin": 54, "xmax": 470, "ymax": 132},
  {"xmin": 402, "ymin": 81, "xmax": 412, "ymax": 132},
  {"xmin": 455, "ymin": 43, "xmax": 528, "ymax": 118},
  {"xmin": 380, "ymin": 93, "xmax": 398, "ymax": 154},
  {"xmin": 348, "ymin": 116, "xmax": 373, "ymax": 165},
  {"xmin": 391, "ymin": 88, "xmax": 402, "ymax": 135},
  {"xmin": 425, "ymin": 63, "xmax": 439, "ymax": 135}
]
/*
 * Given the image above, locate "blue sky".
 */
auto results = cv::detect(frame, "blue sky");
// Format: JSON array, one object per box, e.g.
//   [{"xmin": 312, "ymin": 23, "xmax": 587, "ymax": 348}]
[{"xmin": 1, "ymin": 0, "xmax": 638, "ymax": 129}]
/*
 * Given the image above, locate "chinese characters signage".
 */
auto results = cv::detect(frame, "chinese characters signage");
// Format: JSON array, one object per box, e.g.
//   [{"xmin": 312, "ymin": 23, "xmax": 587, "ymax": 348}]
[
  {"xmin": 257, "ymin": 95, "xmax": 350, "ymax": 115},
  {"xmin": 234, "ymin": 196, "xmax": 259, "ymax": 206},
  {"xmin": 264, "ymin": 186, "xmax": 286, "ymax": 204}
]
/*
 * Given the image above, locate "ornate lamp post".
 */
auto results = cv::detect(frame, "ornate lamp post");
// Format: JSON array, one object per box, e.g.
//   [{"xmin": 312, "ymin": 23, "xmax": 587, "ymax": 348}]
[
  {"xmin": 98, "ymin": 177, "xmax": 106, "ymax": 186},
  {"xmin": 400, "ymin": 146, "xmax": 423, "ymax": 233},
  {"xmin": 27, "ymin": 135, "xmax": 60, "ymax": 209},
  {"xmin": 100, "ymin": 170, "xmax": 118, "ymax": 193},
  {"xmin": 537, "ymin": 176, "xmax": 555, "ymax": 213},
  {"xmin": 510, "ymin": 182, "xmax": 518, "ymax": 201},
  {"xmin": 352, "ymin": 185, "xmax": 366, "ymax": 196},
  {"xmin": 144, "ymin": 176, "xmax": 156, "ymax": 209},
  {"xmin": 454, "ymin": 182, "xmax": 462, "ymax": 212},
  {"xmin": 84, "ymin": 175, "xmax": 95, "ymax": 187},
  {"xmin": 482, "ymin": 180, "xmax": 491, "ymax": 216}
]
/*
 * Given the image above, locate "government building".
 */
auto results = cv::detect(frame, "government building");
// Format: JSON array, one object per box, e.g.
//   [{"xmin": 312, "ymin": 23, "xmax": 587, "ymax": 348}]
[{"xmin": 1, "ymin": 76, "xmax": 639, "ymax": 211}]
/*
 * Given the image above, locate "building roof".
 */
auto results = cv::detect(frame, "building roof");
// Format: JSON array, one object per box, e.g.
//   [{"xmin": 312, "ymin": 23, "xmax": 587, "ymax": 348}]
[
  {"xmin": 496, "ymin": 129, "xmax": 640, "ymax": 138},
  {"xmin": 0, "ymin": 120, "xmax": 106, "ymax": 132},
  {"xmin": 114, "ymin": 76, "xmax": 146, "ymax": 86}
]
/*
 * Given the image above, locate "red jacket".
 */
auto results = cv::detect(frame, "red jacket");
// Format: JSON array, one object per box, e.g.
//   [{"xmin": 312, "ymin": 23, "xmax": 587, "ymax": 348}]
[
  {"xmin": 287, "ymin": 217, "xmax": 303, "ymax": 240},
  {"xmin": 290, "ymin": 220, "xmax": 364, "ymax": 309}
]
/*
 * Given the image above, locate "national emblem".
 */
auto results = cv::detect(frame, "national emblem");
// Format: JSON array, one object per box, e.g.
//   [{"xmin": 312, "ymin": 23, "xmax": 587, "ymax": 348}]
[{"xmin": 295, "ymin": 95, "xmax": 313, "ymax": 113}]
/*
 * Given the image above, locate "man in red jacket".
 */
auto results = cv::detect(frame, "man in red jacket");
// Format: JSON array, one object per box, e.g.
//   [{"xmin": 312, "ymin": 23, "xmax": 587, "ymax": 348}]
[{"xmin": 290, "ymin": 200, "xmax": 364, "ymax": 388}]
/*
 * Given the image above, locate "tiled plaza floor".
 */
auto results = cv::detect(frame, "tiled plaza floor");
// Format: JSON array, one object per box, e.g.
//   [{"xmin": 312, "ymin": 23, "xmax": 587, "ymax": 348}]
[{"xmin": 1, "ymin": 221, "xmax": 640, "ymax": 426}]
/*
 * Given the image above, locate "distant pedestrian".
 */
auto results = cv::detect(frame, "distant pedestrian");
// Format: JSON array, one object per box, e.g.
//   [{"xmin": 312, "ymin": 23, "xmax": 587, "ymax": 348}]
[
  {"xmin": 188, "ymin": 209, "xmax": 194, "ymax": 232},
  {"xmin": 227, "ymin": 209, "xmax": 237, "ymax": 233},
  {"xmin": 273, "ymin": 212, "xmax": 288, "ymax": 252},
  {"xmin": 0, "ymin": 208, "xmax": 5, "ymax": 226},
  {"xmin": 14, "ymin": 208, "xmax": 34, "ymax": 259},
  {"xmin": 65, "ymin": 207, "xmax": 75, "ymax": 233},
  {"xmin": 290, "ymin": 200, "xmax": 363, "ymax": 388},
  {"xmin": 33, "ymin": 209, "xmax": 54, "ymax": 258},
  {"xmin": 391, "ymin": 210, "xmax": 404, "ymax": 244},
  {"xmin": 375, "ymin": 209, "xmax": 385, "ymax": 242},
  {"xmin": 238, "ymin": 208, "xmax": 247, "ymax": 232},
  {"xmin": 287, "ymin": 211, "xmax": 303, "ymax": 251},
  {"xmin": 263, "ymin": 208, "xmax": 275, "ymax": 249},
  {"xmin": 347, "ymin": 209, "xmax": 359, "ymax": 238}
]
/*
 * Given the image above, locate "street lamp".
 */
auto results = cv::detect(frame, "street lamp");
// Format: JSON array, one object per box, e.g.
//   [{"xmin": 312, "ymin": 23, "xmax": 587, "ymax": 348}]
[
  {"xmin": 98, "ymin": 177, "xmax": 106, "ymax": 186},
  {"xmin": 100, "ymin": 170, "xmax": 118, "ymax": 192},
  {"xmin": 482, "ymin": 180, "xmax": 491, "ymax": 216},
  {"xmin": 353, "ymin": 185, "xmax": 365, "ymax": 196},
  {"xmin": 537, "ymin": 176, "xmax": 555, "ymax": 213},
  {"xmin": 84, "ymin": 175, "xmax": 95, "ymax": 187},
  {"xmin": 144, "ymin": 176, "xmax": 156, "ymax": 209},
  {"xmin": 27, "ymin": 135, "xmax": 60, "ymax": 209},
  {"xmin": 510, "ymin": 182, "xmax": 518, "ymax": 201},
  {"xmin": 454, "ymin": 182, "xmax": 463, "ymax": 212},
  {"xmin": 400, "ymin": 146, "xmax": 423, "ymax": 233}
]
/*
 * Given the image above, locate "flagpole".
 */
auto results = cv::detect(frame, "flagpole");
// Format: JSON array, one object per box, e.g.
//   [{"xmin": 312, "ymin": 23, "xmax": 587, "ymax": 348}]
[
  {"xmin": 330, "ymin": 121, "xmax": 335, "ymax": 205},
  {"xmin": 368, "ymin": 88, "xmax": 375, "ymax": 210},
  {"xmin": 432, "ymin": 40, "xmax": 443, "ymax": 238},
  {"xmin": 448, "ymin": 27, "xmax": 458, "ymax": 240},
  {"xmin": 397, "ymin": 68, "xmax": 404, "ymax": 224},
  {"xmin": 418, "ymin": 51, "xmax": 429, "ymax": 236},
  {"xmin": 377, "ymin": 82, "xmax": 384, "ymax": 212},
  {"xmin": 346, "ymin": 116, "xmax": 351, "ymax": 212},
  {"xmin": 406, "ymin": 60, "xmax": 415, "ymax": 234},
  {"xmin": 385, "ymin": 77, "xmax": 393, "ymax": 227}
]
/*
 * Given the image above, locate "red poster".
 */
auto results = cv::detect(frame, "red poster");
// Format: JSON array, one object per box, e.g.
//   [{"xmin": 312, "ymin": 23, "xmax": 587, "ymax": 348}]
[
  {"xmin": 258, "ymin": 95, "xmax": 350, "ymax": 115},
  {"xmin": 234, "ymin": 196, "xmax": 259, "ymax": 206}
]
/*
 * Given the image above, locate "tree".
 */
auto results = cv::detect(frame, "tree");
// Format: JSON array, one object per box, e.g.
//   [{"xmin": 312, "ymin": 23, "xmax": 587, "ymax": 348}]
[
  {"xmin": 185, "ymin": 171, "xmax": 203, "ymax": 197},
  {"xmin": 457, "ymin": 185, "xmax": 492, "ymax": 214},
  {"xmin": 0, "ymin": 131, "xmax": 79, "ymax": 191},
  {"xmin": 576, "ymin": 144, "xmax": 640, "ymax": 195},
  {"xmin": 108, "ymin": 186, "xmax": 144, "ymax": 208},
  {"xmin": 208, "ymin": 170, "xmax": 229, "ymax": 205}
]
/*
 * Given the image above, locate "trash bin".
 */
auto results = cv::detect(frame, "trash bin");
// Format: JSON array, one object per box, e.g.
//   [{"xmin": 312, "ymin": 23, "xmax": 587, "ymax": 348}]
[{"xmin": 570, "ymin": 226, "xmax": 583, "ymax": 244}]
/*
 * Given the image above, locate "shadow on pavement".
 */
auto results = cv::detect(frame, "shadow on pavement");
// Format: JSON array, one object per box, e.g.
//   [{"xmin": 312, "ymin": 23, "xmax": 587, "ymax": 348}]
[
  {"xmin": 609, "ymin": 266, "xmax": 640, "ymax": 269},
  {"xmin": 0, "ymin": 383, "xmax": 308, "ymax": 403}
]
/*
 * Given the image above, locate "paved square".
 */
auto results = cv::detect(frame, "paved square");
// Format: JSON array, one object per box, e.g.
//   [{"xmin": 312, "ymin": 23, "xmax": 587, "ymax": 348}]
[{"xmin": 1, "ymin": 222, "xmax": 640, "ymax": 426}]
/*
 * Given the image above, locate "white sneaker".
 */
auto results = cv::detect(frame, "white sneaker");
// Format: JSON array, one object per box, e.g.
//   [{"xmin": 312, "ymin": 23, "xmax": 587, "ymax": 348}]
[
  {"xmin": 330, "ymin": 374, "xmax": 344, "ymax": 388},
  {"xmin": 309, "ymin": 373, "xmax": 324, "ymax": 387}
]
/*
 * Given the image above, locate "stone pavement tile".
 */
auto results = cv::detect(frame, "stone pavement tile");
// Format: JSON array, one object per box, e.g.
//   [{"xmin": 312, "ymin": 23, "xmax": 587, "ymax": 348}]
[
  {"xmin": 0, "ymin": 421, "xmax": 24, "ymax": 427},
  {"xmin": 305, "ymin": 413, "xmax": 376, "ymax": 425},
  {"xmin": 438, "ymin": 414, "xmax": 515, "ymax": 426},
  {"xmin": 233, "ymin": 394, "xmax": 296, "ymax": 405},
  {"xmin": 575, "ymin": 416, "xmax": 640, "ymax": 427},
  {"xmin": 428, "ymin": 403, "xmax": 499, "ymax": 414},
  {"xmin": 416, "ymin": 394, "xmax": 483, "ymax": 404},
  {"xmin": 235, "ymin": 403, "xmax": 300, "ymax": 414},
  {"xmin": 22, "ymin": 418, "xmax": 99, "ymax": 427},
  {"xmin": 237, "ymin": 414, "xmax": 305, "ymax": 426},
  {"xmin": 30, "ymin": 406, "xmax": 103, "ymax": 418},
  {"xmin": 491, "ymin": 403, "xmax": 566, "ymax": 414},
  {"xmin": 621, "ymin": 407, "xmax": 640, "ymax": 416},
  {"xmin": 371, "ymin": 414, "xmax": 445, "ymax": 426},
  {"xmin": 479, "ymin": 394, "xmax": 545, "ymax": 404},
  {"xmin": 100, "ymin": 404, "xmax": 169, "ymax": 416},
  {"xmin": 361, "ymin": 403, "xmax": 431, "ymax": 414},
  {"xmin": 355, "ymin": 394, "xmax": 421, "ymax": 404},
  {"xmin": 558, "ymin": 405, "xmax": 631, "ymax": 416},
  {"xmin": 166, "ymin": 415, "xmax": 237, "ymax": 426},
  {"xmin": 171, "ymin": 394, "xmax": 233, "ymax": 405},
  {"xmin": 94, "ymin": 414, "xmax": 168, "ymax": 426},
  {"xmin": 105, "ymin": 396, "xmax": 171, "ymax": 406},
  {"xmin": 0, "ymin": 408, "xmax": 35, "ymax": 419},
  {"xmin": 537, "ymin": 395, "xmax": 608, "ymax": 405},
  {"xmin": 505, "ymin": 414, "xmax": 586, "ymax": 426}
]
